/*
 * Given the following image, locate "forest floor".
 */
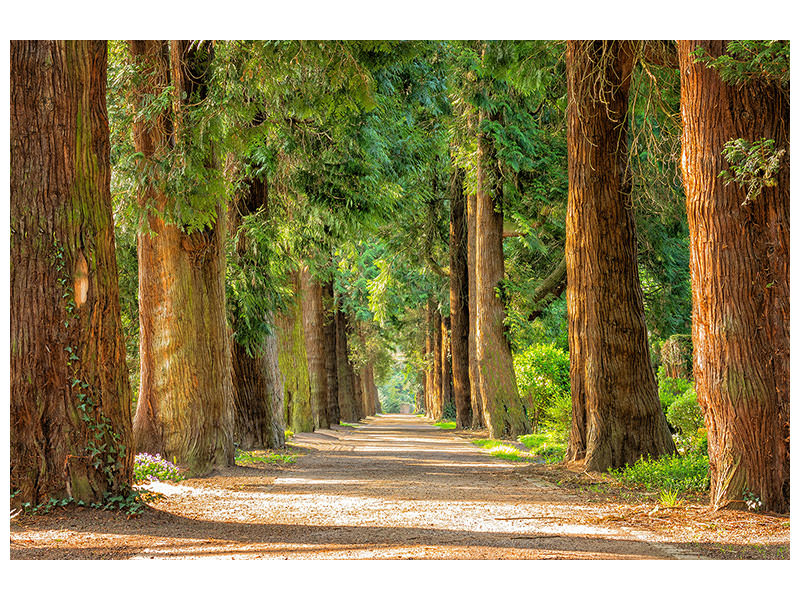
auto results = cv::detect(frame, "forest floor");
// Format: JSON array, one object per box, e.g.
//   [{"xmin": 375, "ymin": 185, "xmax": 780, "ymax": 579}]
[{"xmin": 10, "ymin": 414, "xmax": 790, "ymax": 560}]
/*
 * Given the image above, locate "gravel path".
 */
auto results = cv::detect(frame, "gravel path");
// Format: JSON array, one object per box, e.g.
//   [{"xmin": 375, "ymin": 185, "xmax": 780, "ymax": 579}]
[{"xmin": 11, "ymin": 414, "xmax": 788, "ymax": 559}]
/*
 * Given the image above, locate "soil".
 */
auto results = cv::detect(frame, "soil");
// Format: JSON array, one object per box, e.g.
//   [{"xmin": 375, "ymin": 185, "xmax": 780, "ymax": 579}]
[{"xmin": 10, "ymin": 414, "xmax": 790, "ymax": 560}]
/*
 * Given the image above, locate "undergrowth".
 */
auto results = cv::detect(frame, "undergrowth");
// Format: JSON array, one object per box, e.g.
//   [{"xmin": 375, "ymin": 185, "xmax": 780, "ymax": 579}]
[
  {"xmin": 234, "ymin": 448, "xmax": 297, "ymax": 465},
  {"xmin": 610, "ymin": 453, "xmax": 710, "ymax": 495}
]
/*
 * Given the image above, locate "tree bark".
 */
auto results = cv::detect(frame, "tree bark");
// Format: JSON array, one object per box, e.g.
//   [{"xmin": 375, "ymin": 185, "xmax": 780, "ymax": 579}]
[
  {"xmin": 232, "ymin": 330, "xmax": 285, "ymax": 449},
  {"xmin": 475, "ymin": 110, "xmax": 531, "ymax": 439},
  {"xmin": 466, "ymin": 186, "xmax": 484, "ymax": 429},
  {"xmin": 276, "ymin": 271, "xmax": 314, "ymax": 433},
  {"xmin": 322, "ymin": 282, "xmax": 341, "ymax": 426},
  {"xmin": 300, "ymin": 266, "xmax": 329, "ymax": 430},
  {"xmin": 449, "ymin": 166, "xmax": 473, "ymax": 428},
  {"xmin": 335, "ymin": 308, "xmax": 359, "ymax": 422},
  {"xmin": 424, "ymin": 301, "xmax": 434, "ymax": 418},
  {"xmin": 565, "ymin": 40, "xmax": 674, "ymax": 470},
  {"xmin": 678, "ymin": 41, "xmax": 789, "ymax": 512},
  {"xmin": 441, "ymin": 316, "xmax": 453, "ymax": 418},
  {"xmin": 11, "ymin": 40, "xmax": 133, "ymax": 505},
  {"xmin": 129, "ymin": 40, "xmax": 233, "ymax": 475},
  {"xmin": 431, "ymin": 309, "xmax": 443, "ymax": 421}
]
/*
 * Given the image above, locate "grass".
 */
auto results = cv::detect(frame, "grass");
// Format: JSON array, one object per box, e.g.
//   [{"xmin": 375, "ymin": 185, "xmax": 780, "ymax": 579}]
[
  {"xmin": 234, "ymin": 449, "xmax": 297, "ymax": 466},
  {"xmin": 433, "ymin": 420, "xmax": 456, "ymax": 430},
  {"xmin": 471, "ymin": 439, "xmax": 534, "ymax": 462},
  {"xmin": 339, "ymin": 422, "xmax": 361, "ymax": 428},
  {"xmin": 610, "ymin": 452, "xmax": 710, "ymax": 494},
  {"xmin": 518, "ymin": 431, "xmax": 567, "ymax": 462}
]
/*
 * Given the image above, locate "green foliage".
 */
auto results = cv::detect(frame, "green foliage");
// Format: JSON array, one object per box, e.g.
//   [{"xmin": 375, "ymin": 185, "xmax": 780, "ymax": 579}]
[
  {"xmin": 692, "ymin": 41, "xmax": 790, "ymax": 87},
  {"xmin": 611, "ymin": 453, "xmax": 710, "ymax": 494},
  {"xmin": 719, "ymin": 138, "xmax": 786, "ymax": 204},
  {"xmin": 657, "ymin": 366, "xmax": 693, "ymax": 414},
  {"xmin": 666, "ymin": 388, "xmax": 703, "ymax": 436},
  {"xmin": 433, "ymin": 420, "xmax": 456, "ymax": 430},
  {"xmin": 518, "ymin": 431, "xmax": 566, "ymax": 462},
  {"xmin": 513, "ymin": 343, "xmax": 570, "ymax": 434}
]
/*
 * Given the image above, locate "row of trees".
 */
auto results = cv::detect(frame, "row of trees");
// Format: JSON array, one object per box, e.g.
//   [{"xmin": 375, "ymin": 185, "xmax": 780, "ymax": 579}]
[{"xmin": 10, "ymin": 40, "xmax": 789, "ymax": 514}]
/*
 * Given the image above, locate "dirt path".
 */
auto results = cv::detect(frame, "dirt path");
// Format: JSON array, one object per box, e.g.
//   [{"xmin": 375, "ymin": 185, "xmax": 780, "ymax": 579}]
[{"xmin": 10, "ymin": 414, "xmax": 789, "ymax": 559}]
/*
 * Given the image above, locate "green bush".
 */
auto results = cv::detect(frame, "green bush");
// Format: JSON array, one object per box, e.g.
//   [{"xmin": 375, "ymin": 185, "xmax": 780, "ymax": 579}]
[
  {"xmin": 611, "ymin": 453, "xmax": 710, "ymax": 494},
  {"xmin": 657, "ymin": 365, "xmax": 692, "ymax": 413},
  {"xmin": 513, "ymin": 343, "xmax": 571, "ymax": 434},
  {"xmin": 666, "ymin": 387, "xmax": 703, "ymax": 436}
]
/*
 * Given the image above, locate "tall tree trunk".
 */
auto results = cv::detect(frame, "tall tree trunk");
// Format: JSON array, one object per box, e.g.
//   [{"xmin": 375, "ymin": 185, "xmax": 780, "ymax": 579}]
[
  {"xmin": 467, "ymin": 187, "xmax": 484, "ymax": 429},
  {"xmin": 322, "ymin": 282, "xmax": 341, "ymax": 425},
  {"xmin": 353, "ymin": 370, "xmax": 364, "ymax": 420},
  {"xmin": 449, "ymin": 166, "xmax": 473, "ymax": 428},
  {"xmin": 565, "ymin": 40, "xmax": 674, "ymax": 470},
  {"xmin": 300, "ymin": 266, "xmax": 329, "ymax": 430},
  {"xmin": 425, "ymin": 302, "xmax": 434, "ymax": 418},
  {"xmin": 441, "ymin": 316, "xmax": 453, "ymax": 418},
  {"xmin": 678, "ymin": 41, "xmax": 789, "ymax": 512},
  {"xmin": 335, "ymin": 308, "xmax": 358, "ymax": 422},
  {"xmin": 431, "ymin": 309, "xmax": 443, "ymax": 421},
  {"xmin": 129, "ymin": 40, "xmax": 233, "ymax": 475},
  {"xmin": 232, "ymin": 330, "xmax": 285, "ymax": 449},
  {"xmin": 475, "ymin": 110, "xmax": 531, "ymax": 439},
  {"xmin": 276, "ymin": 271, "xmax": 314, "ymax": 433},
  {"xmin": 11, "ymin": 40, "xmax": 133, "ymax": 505}
]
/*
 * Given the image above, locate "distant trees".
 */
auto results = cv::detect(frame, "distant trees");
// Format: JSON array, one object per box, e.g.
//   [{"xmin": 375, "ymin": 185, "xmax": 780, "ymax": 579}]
[
  {"xmin": 11, "ymin": 40, "xmax": 133, "ymax": 504},
  {"xmin": 564, "ymin": 41, "xmax": 675, "ymax": 470},
  {"xmin": 677, "ymin": 41, "xmax": 789, "ymax": 512}
]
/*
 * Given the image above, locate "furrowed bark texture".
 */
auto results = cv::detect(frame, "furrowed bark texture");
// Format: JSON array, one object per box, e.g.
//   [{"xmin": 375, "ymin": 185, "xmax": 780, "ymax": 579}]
[
  {"xmin": 449, "ymin": 166, "xmax": 473, "ymax": 428},
  {"xmin": 424, "ymin": 302, "xmax": 434, "ymax": 418},
  {"xmin": 678, "ymin": 41, "xmax": 789, "ymax": 512},
  {"xmin": 276, "ymin": 271, "xmax": 314, "ymax": 433},
  {"xmin": 300, "ymin": 266, "xmax": 329, "ymax": 430},
  {"xmin": 565, "ymin": 40, "xmax": 674, "ymax": 470},
  {"xmin": 467, "ymin": 189, "xmax": 484, "ymax": 428},
  {"xmin": 11, "ymin": 40, "xmax": 133, "ymax": 504},
  {"xmin": 130, "ymin": 40, "xmax": 234, "ymax": 475},
  {"xmin": 475, "ymin": 111, "xmax": 531, "ymax": 439},
  {"xmin": 232, "ymin": 330, "xmax": 285, "ymax": 450},
  {"xmin": 441, "ymin": 316, "xmax": 453, "ymax": 418},
  {"xmin": 335, "ymin": 308, "xmax": 359, "ymax": 422},
  {"xmin": 322, "ymin": 282, "xmax": 341, "ymax": 425}
]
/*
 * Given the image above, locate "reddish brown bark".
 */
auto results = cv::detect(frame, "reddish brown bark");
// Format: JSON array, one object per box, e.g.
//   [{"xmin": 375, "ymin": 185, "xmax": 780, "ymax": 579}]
[
  {"xmin": 475, "ymin": 110, "xmax": 531, "ymax": 439},
  {"xmin": 466, "ymin": 186, "xmax": 484, "ymax": 429},
  {"xmin": 431, "ymin": 309, "xmax": 443, "ymax": 421},
  {"xmin": 678, "ymin": 41, "xmax": 789, "ymax": 512},
  {"xmin": 129, "ymin": 40, "xmax": 234, "ymax": 475},
  {"xmin": 322, "ymin": 282, "xmax": 341, "ymax": 425},
  {"xmin": 565, "ymin": 41, "xmax": 674, "ymax": 470},
  {"xmin": 11, "ymin": 40, "xmax": 133, "ymax": 504},
  {"xmin": 449, "ymin": 166, "xmax": 473, "ymax": 428}
]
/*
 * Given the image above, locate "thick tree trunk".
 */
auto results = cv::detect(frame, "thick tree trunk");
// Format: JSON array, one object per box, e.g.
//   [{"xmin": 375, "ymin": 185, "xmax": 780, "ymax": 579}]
[
  {"xmin": 335, "ymin": 308, "xmax": 359, "ymax": 422},
  {"xmin": 678, "ymin": 41, "xmax": 789, "ymax": 512},
  {"xmin": 276, "ymin": 271, "xmax": 314, "ymax": 433},
  {"xmin": 565, "ymin": 40, "xmax": 674, "ymax": 470},
  {"xmin": 353, "ymin": 370, "xmax": 364, "ymax": 420},
  {"xmin": 424, "ymin": 302, "xmax": 434, "ymax": 418},
  {"xmin": 129, "ymin": 40, "xmax": 233, "ymax": 475},
  {"xmin": 475, "ymin": 111, "xmax": 531, "ymax": 439},
  {"xmin": 449, "ymin": 166, "xmax": 473, "ymax": 428},
  {"xmin": 11, "ymin": 40, "xmax": 133, "ymax": 505},
  {"xmin": 467, "ymin": 188, "xmax": 484, "ymax": 429},
  {"xmin": 232, "ymin": 330, "xmax": 285, "ymax": 450},
  {"xmin": 300, "ymin": 266, "xmax": 329, "ymax": 430},
  {"xmin": 322, "ymin": 282, "xmax": 341, "ymax": 425}
]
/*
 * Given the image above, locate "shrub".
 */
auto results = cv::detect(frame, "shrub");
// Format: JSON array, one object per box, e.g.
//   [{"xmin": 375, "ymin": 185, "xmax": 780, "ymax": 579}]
[
  {"xmin": 657, "ymin": 365, "xmax": 692, "ymax": 413},
  {"xmin": 134, "ymin": 453, "xmax": 184, "ymax": 483},
  {"xmin": 666, "ymin": 387, "xmax": 704, "ymax": 436},
  {"xmin": 513, "ymin": 343, "xmax": 571, "ymax": 433},
  {"xmin": 611, "ymin": 453, "xmax": 710, "ymax": 494}
]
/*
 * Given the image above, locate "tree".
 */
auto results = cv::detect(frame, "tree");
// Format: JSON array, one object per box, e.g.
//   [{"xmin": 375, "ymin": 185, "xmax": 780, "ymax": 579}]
[
  {"xmin": 335, "ymin": 308, "xmax": 360, "ymax": 421},
  {"xmin": 564, "ymin": 40, "xmax": 674, "ymax": 470},
  {"xmin": 322, "ymin": 282, "xmax": 342, "ymax": 425},
  {"xmin": 449, "ymin": 166, "xmax": 473, "ymax": 428},
  {"xmin": 300, "ymin": 265, "xmax": 331, "ymax": 430},
  {"xmin": 128, "ymin": 40, "xmax": 234, "ymax": 475},
  {"xmin": 11, "ymin": 40, "xmax": 133, "ymax": 504},
  {"xmin": 677, "ymin": 40, "xmax": 789, "ymax": 512},
  {"xmin": 474, "ymin": 106, "xmax": 531, "ymax": 438}
]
